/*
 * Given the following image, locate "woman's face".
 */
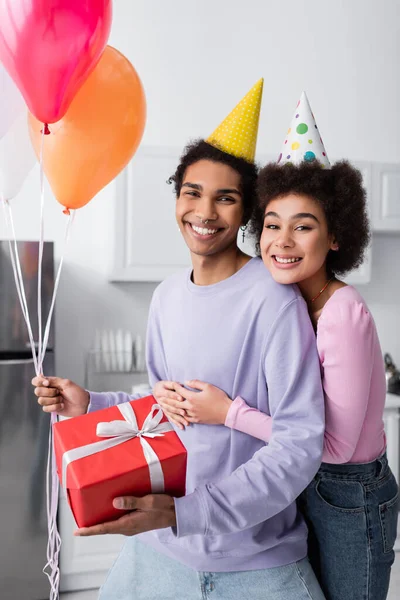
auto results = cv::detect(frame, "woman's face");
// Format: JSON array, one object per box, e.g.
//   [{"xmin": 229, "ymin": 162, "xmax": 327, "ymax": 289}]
[
  {"xmin": 175, "ymin": 159, "xmax": 244, "ymax": 258},
  {"xmin": 260, "ymin": 193, "xmax": 338, "ymax": 285}
]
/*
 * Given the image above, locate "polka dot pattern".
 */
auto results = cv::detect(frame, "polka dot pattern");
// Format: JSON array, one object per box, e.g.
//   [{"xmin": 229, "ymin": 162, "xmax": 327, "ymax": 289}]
[
  {"xmin": 278, "ymin": 91, "xmax": 330, "ymax": 168},
  {"xmin": 206, "ymin": 78, "xmax": 263, "ymax": 163},
  {"xmin": 296, "ymin": 123, "xmax": 308, "ymax": 134}
]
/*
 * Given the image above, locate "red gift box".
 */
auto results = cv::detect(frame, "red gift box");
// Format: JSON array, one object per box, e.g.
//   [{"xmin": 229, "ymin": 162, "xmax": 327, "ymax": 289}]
[{"xmin": 53, "ymin": 395, "xmax": 187, "ymax": 528}]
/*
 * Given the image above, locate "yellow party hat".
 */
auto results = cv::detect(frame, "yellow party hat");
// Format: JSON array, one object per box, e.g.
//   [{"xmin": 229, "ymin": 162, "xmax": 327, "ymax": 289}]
[{"xmin": 206, "ymin": 78, "xmax": 263, "ymax": 163}]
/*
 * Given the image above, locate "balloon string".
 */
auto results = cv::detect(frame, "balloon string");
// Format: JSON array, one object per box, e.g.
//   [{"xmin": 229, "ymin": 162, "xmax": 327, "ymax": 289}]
[
  {"xmin": 0, "ymin": 192, "xmax": 64, "ymax": 599},
  {"xmin": 1, "ymin": 197, "xmax": 39, "ymax": 374},
  {"xmin": 37, "ymin": 126, "xmax": 45, "ymax": 375},
  {"xmin": 1, "ymin": 195, "xmax": 62, "ymax": 599},
  {"xmin": 40, "ymin": 210, "xmax": 75, "ymax": 367},
  {"xmin": 43, "ymin": 412, "xmax": 61, "ymax": 600}
]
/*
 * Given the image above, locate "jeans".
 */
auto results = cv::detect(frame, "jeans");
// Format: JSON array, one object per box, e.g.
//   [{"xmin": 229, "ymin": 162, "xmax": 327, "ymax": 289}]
[
  {"xmin": 299, "ymin": 452, "xmax": 399, "ymax": 600},
  {"xmin": 98, "ymin": 538, "xmax": 326, "ymax": 600}
]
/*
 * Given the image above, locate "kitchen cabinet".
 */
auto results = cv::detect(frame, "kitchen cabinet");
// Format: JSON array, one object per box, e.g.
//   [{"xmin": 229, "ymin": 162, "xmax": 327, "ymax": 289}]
[
  {"xmin": 59, "ymin": 493, "xmax": 124, "ymax": 593},
  {"xmin": 345, "ymin": 161, "xmax": 372, "ymax": 285},
  {"xmin": 110, "ymin": 150, "xmax": 400, "ymax": 284},
  {"xmin": 110, "ymin": 146, "xmax": 189, "ymax": 282},
  {"xmin": 372, "ymin": 163, "xmax": 400, "ymax": 231},
  {"xmin": 385, "ymin": 393, "xmax": 400, "ymax": 552},
  {"xmin": 384, "ymin": 393, "xmax": 400, "ymax": 487}
]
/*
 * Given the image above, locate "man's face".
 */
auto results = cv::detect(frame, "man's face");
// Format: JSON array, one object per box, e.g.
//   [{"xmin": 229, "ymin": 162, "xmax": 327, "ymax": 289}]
[{"xmin": 176, "ymin": 159, "xmax": 244, "ymax": 258}]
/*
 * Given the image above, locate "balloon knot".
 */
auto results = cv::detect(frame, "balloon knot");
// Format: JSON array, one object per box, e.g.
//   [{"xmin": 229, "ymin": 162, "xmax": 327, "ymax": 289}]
[
  {"xmin": 41, "ymin": 123, "xmax": 51, "ymax": 135},
  {"xmin": 63, "ymin": 208, "xmax": 71, "ymax": 216}
]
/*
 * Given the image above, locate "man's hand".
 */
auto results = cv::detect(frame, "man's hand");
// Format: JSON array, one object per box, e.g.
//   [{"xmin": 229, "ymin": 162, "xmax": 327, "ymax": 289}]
[
  {"xmin": 153, "ymin": 380, "xmax": 190, "ymax": 430},
  {"xmin": 32, "ymin": 376, "xmax": 90, "ymax": 417},
  {"xmin": 75, "ymin": 494, "xmax": 176, "ymax": 537}
]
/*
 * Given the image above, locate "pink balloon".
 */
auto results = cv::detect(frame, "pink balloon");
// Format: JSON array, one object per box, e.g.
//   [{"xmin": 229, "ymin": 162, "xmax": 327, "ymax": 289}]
[{"xmin": 0, "ymin": 0, "xmax": 112, "ymax": 124}]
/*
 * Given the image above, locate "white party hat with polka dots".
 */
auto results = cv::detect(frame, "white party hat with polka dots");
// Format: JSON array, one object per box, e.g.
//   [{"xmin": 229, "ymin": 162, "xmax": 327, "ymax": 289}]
[
  {"xmin": 206, "ymin": 78, "xmax": 263, "ymax": 163},
  {"xmin": 278, "ymin": 91, "xmax": 330, "ymax": 168}
]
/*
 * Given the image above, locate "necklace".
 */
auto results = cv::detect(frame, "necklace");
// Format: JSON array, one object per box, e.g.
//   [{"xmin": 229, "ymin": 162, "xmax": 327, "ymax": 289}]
[{"xmin": 311, "ymin": 278, "xmax": 334, "ymax": 303}]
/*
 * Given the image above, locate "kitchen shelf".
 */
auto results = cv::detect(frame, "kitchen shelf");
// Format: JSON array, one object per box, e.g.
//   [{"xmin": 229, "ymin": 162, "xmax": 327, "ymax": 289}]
[{"xmin": 84, "ymin": 350, "xmax": 147, "ymax": 390}]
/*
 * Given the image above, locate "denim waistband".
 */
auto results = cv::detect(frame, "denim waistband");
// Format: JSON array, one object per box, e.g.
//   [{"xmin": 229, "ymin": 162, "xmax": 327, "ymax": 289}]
[{"xmin": 317, "ymin": 451, "xmax": 389, "ymax": 480}]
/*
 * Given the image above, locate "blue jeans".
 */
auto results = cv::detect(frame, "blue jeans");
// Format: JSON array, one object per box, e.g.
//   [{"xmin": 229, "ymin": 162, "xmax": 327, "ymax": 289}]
[
  {"xmin": 299, "ymin": 452, "xmax": 399, "ymax": 600},
  {"xmin": 98, "ymin": 538, "xmax": 326, "ymax": 599}
]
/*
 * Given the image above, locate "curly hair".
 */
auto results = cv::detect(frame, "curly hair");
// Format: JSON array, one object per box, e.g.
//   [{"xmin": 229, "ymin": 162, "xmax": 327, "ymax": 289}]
[
  {"xmin": 250, "ymin": 161, "xmax": 370, "ymax": 276},
  {"xmin": 168, "ymin": 139, "xmax": 258, "ymax": 225}
]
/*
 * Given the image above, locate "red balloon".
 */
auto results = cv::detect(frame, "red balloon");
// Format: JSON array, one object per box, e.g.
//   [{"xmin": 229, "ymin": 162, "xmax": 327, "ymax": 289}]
[{"xmin": 0, "ymin": 0, "xmax": 112, "ymax": 124}]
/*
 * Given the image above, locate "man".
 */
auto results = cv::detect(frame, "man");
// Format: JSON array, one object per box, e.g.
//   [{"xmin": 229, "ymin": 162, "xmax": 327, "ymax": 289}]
[{"xmin": 34, "ymin": 80, "xmax": 326, "ymax": 599}]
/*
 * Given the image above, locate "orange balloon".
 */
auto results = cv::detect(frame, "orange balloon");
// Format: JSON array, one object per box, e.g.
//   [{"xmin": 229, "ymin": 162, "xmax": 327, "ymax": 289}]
[{"xmin": 28, "ymin": 46, "xmax": 146, "ymax": 211}]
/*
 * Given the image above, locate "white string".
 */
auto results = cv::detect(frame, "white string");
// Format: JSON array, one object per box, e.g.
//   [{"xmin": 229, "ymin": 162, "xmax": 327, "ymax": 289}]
[
  {"xmin": 1, "ymin": 198, "xmax": 39, "ymax": 374},
  {"xmin": 1, "ymin": 200, "xmax": 25, "ymax": 316},
  {"xmin": 36, "ymin": 126, "xmax": 62, "ymax": 600},
  {"xmin": 43, "ymin": 413, "xmax": 61, "ymax": 600},
  {"xmin": 1, "ymin": 190, "xmax": 65, "ymax": 598},
  {"xmin": 37, "ymin": 127, "xmax": 46, "ymax": 375},
  {"xmin": 40, "ymin": 211, "xmax": 75, "ymax": 368},
  {"xmin": 6, "ymin": 204, "xmax": 30, "ymax": 322},
  {"xmin": 7, "ymin": 202, "xmax": 40, "ymax": 373}
]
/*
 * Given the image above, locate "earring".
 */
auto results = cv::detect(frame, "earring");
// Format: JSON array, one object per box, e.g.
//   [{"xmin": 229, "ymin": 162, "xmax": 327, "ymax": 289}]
[
  {"xmin": 240, "ymin": 224, "xmax": 247, "ymax": 243},
  {"xmin": 331, "ymin": 239, "xmax": 339, "ymax": 251}
]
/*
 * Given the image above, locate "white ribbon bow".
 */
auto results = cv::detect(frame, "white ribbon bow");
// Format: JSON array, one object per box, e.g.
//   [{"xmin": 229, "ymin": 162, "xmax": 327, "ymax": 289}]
[{"xmin": 62, "ymin": 403, "xmax": 173, "ymax": 495}]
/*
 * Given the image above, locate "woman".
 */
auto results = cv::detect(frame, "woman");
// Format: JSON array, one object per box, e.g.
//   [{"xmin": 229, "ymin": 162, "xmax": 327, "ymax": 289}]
[{"xmin": 154, "ymin": 158, "xmax": 399, "ymax": 600}]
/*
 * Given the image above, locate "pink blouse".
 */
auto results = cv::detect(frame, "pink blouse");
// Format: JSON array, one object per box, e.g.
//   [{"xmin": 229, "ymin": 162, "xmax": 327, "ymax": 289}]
[{"xmin": 225, "ymin": 286, "xmax": 387, "ymax": 464}]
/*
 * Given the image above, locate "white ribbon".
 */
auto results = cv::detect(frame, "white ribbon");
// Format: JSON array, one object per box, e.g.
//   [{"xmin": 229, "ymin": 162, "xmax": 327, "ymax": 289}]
[{"xmin": 62, "ymin": 403, "xmax": 173, "ymax": 497}]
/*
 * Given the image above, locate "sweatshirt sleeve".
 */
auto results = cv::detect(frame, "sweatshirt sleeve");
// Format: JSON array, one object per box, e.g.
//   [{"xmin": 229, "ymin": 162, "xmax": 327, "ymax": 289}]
[
  {"xmin": 225, "ymin": 397, "xmax": 272, "ymax": 443},
  {"xmin": 87, "ymin": 390, "xmax": 150, "ymax": 413},
  {"xmin": 174, "ymin": 296, "xmax": 325, "ymax": 537},
  {"xmin": 318, "ymin": 299, "xmax": 375, "ymax": 463}
]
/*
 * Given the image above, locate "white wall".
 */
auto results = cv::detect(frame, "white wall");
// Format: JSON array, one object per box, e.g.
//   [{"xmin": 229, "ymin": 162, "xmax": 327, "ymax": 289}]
[{"xmin": 0, "ymin": 0, "xmax": 399, "ymax": 387}]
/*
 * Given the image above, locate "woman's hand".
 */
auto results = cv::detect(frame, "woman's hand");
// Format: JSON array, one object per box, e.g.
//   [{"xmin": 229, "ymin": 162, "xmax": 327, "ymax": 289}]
[
  {"xmin": 171, "ymin": 380, "xmax": 232, "ymax": 426},
  {"xmin": 153, "ymin": 380, "xmax": 190, "ymax": 430},
  {"xmin": 153, "ymin": 380, "xmax": 233, "ymax": 428}
]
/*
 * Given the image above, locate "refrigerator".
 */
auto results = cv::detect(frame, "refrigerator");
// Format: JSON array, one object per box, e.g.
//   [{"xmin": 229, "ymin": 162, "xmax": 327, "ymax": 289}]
[{"xmin": 0, "ymin": 241, "xmax": 55, "ymax": 600}]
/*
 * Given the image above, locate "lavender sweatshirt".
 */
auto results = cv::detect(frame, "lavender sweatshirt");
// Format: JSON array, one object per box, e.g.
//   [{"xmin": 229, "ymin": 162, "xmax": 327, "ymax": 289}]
[{"xmin": 89, "ymin": 257, "xmax": 325, "ymax": 571}]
